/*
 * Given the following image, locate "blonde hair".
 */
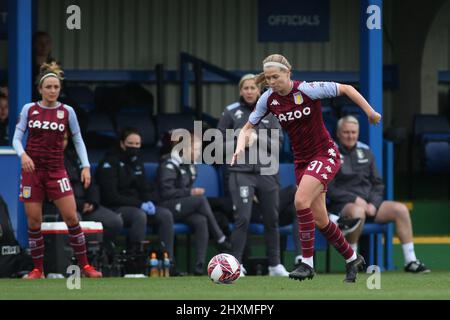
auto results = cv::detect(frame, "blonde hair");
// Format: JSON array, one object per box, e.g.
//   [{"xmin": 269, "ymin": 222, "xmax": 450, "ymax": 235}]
[
  {"xmin": 337, "ymin": 115, "xmax": 360, "ymax": 132},
  {"xmin": 36, "ymin": 61, "xmax": 64, "ymax": 87},
  {"xmin": 238, "ymin": 74, "xmax": 256, "ymax": 91},
  {"xmin": 255, "ymin": 54, "xmax": 292, "ymax": 88}
]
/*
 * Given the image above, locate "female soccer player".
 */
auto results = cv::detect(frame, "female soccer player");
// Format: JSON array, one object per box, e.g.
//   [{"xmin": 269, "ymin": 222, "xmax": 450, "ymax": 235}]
[
  {"xmin": 218, "ymin": 74, "xmax": 289, "ymax": 276},
  {"xmin": 232, "ymin": 54, "xmax": 381, "ymax": 283},
  {"xmin": 12, "ymin": 62, "xmax": 102, "ymax": 279}
]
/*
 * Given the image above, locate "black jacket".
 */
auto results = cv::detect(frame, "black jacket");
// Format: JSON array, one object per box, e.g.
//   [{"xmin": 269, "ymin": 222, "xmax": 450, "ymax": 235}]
[
  {"xmin": 64, "ymin": 147, "xmax": 101, "ymax": 214},
  {"xmin": 96, "ymin": 148, "xmax": 159, "ymax": 208},
  {"xmin": 157, "ymin": 154, "xmax": 196, "ymax": 202},
  {"xmin": 217, "ymin": 97, "xmax": 283, "ymax": 173},
  {"xmin": 0, "ymin": 119, "xmax": 8, "ymax": 146},
  {"xmin": 327, "ymin": 142, "xmax": 385, "ymax": 213}
]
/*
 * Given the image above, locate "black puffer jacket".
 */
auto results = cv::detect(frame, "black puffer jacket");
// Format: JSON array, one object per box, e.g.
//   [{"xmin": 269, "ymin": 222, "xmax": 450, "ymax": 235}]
[
  {"xmin": 96, "ymin": 147, "xmax": 159, "ymax": 208},
  {"xmin": 327, "ymin": 142, "xmax": 385, "ymax": 213},
  {"xmin": 157, "ymin": 154, "xmax": 196, "ymax": 202}
]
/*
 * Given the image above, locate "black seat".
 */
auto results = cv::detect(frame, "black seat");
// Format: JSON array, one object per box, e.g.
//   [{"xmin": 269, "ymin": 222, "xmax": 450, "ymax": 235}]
[
  {"xmin": 65, "ymin": 85, "xmax": 95, "ymax": 113},
  {"xmin": 155, "ymin": 113, "xmax": 196, "ymax": 137},
  {"xmin": 409, "ymin": 114, "xmax": 450, "ymax": 197}
]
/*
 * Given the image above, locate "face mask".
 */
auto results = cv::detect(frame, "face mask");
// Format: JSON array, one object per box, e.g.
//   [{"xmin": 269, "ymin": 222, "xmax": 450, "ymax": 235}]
[{"xmin": 124, "ymin": 146, "xmax": 141, "ymax": 160}]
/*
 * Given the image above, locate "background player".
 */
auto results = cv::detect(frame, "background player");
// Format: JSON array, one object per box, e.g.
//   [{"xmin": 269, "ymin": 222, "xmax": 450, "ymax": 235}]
[{"xmin": 12, "ymin": 62, "xmax": 102, "ymax": 279}]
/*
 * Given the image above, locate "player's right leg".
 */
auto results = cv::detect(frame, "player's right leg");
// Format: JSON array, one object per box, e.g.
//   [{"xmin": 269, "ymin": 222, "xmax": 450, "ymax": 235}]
[
  {"xmin": 21, "ymin": 171, "xmax": 46, "ymax": 279},
  {"xmin": 289, "ymin": 175, "xmax": 323, "ymax": 281},
  {"xmin": 23, "ymin": 202, "xmax": 45, "ymax": 279}
]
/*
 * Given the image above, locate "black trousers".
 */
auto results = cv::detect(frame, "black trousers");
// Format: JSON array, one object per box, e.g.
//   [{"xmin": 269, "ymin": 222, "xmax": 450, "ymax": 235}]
[
  {"xmin": 162, "ymin": 195, "xmax": 225, "ymax": 265},
  {"xmin": 228, "ymin": 172, "xmax": 281, "ymax": 266},
  {"xmin": 82, "ymin": 205, "xmax": 123, "ymax": 247},
  {"xmin": 115, "ymin": 206, "xmax": 174, "ymax": 259}
]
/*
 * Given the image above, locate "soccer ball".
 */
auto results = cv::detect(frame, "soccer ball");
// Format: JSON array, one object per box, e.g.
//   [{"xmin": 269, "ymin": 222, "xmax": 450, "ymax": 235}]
[{"xmin": 207, "ymin": 253, "xmax": 241, "ymax": 284}]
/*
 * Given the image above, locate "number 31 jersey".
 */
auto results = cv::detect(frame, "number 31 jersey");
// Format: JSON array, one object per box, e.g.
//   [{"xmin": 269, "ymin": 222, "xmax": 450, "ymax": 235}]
[{"xmin": 249, "ymin": 80, "xmax": 339, "ymax": 164}]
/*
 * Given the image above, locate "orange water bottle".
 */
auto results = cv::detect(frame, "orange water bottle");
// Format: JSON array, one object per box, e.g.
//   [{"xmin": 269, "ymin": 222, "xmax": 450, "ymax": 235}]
[{"xmin": 149, "ymin": 252, "xmax": 159, "ymax": 277}]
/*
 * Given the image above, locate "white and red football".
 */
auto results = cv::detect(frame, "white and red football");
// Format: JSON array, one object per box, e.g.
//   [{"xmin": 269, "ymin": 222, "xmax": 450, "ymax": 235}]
[{"xmin": 207, "ymin": 253, "xmax": 241, "ymax": 284}]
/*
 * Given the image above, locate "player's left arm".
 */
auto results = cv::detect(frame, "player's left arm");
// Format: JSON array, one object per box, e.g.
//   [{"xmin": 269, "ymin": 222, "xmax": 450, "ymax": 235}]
[
  {"xmin": 68, "ymin": 107, "xmax": 91, "ymax": 188},
  {"xmin": 337, "ymin": 83, "xmax": 381, "ymax": 125}
]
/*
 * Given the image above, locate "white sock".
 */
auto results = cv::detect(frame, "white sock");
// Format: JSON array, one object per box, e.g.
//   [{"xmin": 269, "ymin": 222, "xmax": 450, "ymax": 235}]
[
  {"xmin": 350, "ymin": 243, "xmax": 358, "ymax": 253},
  {"xmin": 294, "ymin": 255, "xmax": 303, "ymax": 265},
  {"xmin": 217, "ymin": 236, "xmax": 226, "ymax": 244},
  {"xmin": 302, "ymin": 256, "xmax": 314, "ymax": 268},
  {"xmin": 345, "ymin": 251, "xmax": 357, "ymax": 263},
  {"xmin": 329, "ymin": 214, "xmax": 339, "ymax": 224},
  {"xmin": 402, "ymin": 242, "xmax": 417, "ymax": 264}
]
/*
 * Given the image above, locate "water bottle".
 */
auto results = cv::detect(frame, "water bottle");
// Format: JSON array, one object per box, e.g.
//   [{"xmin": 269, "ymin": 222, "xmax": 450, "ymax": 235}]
[
  {"xmin": 163, "ymin": 251, "xmax": 170, "ymax": 277},
  {"xmin": 149, "ymin": 252, "xmax": 159, "ymax": 277}
]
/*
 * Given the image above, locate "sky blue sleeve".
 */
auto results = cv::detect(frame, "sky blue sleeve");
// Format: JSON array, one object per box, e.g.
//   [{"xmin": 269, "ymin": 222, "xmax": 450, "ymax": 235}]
[
  {"xmin": 298, "ymin": 81, "xmax": 338, "ymax": 100},
  {"xmin": 248, "ymin": 90, "xmax": 271, "ymax": 125},
  {"xmin": 12, "ymin": 103, "xmax": 33, "ymax": 156},
  {"xmin": 67, "ymin": 106, "xmax": 90, "ymax": 167}
]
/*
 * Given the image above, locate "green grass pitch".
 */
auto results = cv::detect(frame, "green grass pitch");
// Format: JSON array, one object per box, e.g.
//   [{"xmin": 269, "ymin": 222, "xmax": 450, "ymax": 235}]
[{"xmin": 1, "ymin": 271, "xmax": 450, "ymax": 300}]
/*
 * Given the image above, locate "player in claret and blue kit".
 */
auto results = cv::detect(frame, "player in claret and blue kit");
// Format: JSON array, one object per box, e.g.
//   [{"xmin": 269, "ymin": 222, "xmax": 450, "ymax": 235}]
[
  {"xmin": 232, "ymin": 54, "xmax": 381, "ymax": 283},
  {"xmin": 12, "ymin": 62, "xmax": 102, "ymax": 279}
]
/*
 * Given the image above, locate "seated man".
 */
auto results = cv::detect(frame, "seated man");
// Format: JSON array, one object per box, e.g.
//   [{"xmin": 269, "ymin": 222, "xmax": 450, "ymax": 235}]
[{"xmin": 327, "ymin": 115, "xmax": 430, "ymax": 273}]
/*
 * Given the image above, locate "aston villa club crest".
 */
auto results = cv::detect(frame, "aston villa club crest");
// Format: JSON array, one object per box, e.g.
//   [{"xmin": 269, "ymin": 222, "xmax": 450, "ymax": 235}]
[
  {"xmin": 240, "ymin": 186, "xmax": 249, "ymax": 198},
  {"xmin": 240, "ymin": 186, "xmax": 250, "ymax": 203},
  {"xmin": 57, "ymin": 110, "xmax": 64, "ymax": 119},
  {"xmin": 356, "ymin": 149, "xmax": 365, "ymax": 159},
  {"xmin": 23, "ymin": 186, "xmax": 31, "ymax": 199},
  {"xmin": 234, "ymin": 110, "xmax": 244, "ymax": 119},
  {"xmin": 293, "ymin": 92, "xmax": 303, "ymax": 105}
]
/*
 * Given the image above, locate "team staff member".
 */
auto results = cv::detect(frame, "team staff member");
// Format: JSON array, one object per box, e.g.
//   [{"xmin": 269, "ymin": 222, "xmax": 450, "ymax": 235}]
[
  {"xmin": 96, "ymin": 128, "xmax": 175, "ymax": 261},
  {"xmin": 328, "ymin": 115, "xmax": 430, "ymax": 273},
  {"xmin": 157, "ymin": 133, "xmax": 231, "ymax": 275},
  {"xmin": 61, "ymin": 132, "xmax": 123, "ymax": 258},
  {"xmin": 217, "ymin": 74, "xmax": 289, "ymax": 276},
  {"xmin": 12, "ymin": 62, "xmax": 102, "ymax": 279}
]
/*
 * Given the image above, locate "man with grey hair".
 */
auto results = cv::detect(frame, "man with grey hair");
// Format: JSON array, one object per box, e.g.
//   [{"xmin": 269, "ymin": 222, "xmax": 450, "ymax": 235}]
[{"xmin": 327, "ymin": 115, "xmax": 430, "ymax": 273}]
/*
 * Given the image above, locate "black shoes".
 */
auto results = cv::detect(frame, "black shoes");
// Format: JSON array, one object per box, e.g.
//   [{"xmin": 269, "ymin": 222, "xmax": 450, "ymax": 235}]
[
  {"xmin": 288, "ymin": 262, "xmax": 315, "ymax": 281},
  {"xmin": 169, "ymin": 263, "xmax": 187, "ymax": 277},
  {"xmin": 193, "ymin": 262, "xmax": 205, "ymax": 276},
  {"xmin": 344, "ymin": 254, "xmax": 366, "ymax": 283},
  {"xmin": 404, "ymin": 260, "xmax": 431, "ymax": 273},
  {"xmin": 289, "ymin": 254, "xmax": 366, "ymax": 283},
  {"xmin": 338, "ymin": 217, "xmax": 362, "ymax": 236},
  {"xmin": 216, "ymin": 239, "xmax": 232, "ymax": 253}
]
